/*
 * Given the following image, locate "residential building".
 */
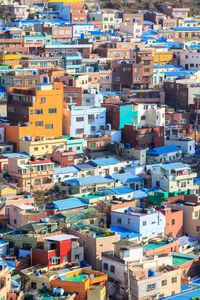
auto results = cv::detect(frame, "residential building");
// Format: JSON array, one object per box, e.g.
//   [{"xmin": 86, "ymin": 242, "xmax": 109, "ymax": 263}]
[
  {"xmin": 31, "ymin": 234, "xmax": 84, "ymax": 266},
  {"xmin": 151, "ymin": 162, "xmax": 198, "ymax": 194},
  {"xmin": 7, "ymin": 156, "xmax": 54, "ymax": 193},
  {"xmin": 1, "ymin": 82, "xmax": 63, "ymax": 151},
  {"xmin": 110, "ymin": 206, "xmax": 165, "ymax": 239},
  {"xmin": 19, "ymin": 136, "xmax": 67, "ymax": 159},
  {"xmin": 62, "ymin": 175, "xmax": 115, "ymax": 195},
  {"xmin": 160, "ymin": 206, "xmax": 183, "ymax": 238},
  {"xmin": 63, "ymin": 104, "xmax": 106, "ymax": 138},
  {"xmin": 46, "ymin": 198, "xmax": 88, "ymax": 214},
  {"xmin": 122, "ymin": 125, "xmax": 165, "ymax": 149},
  {"xmin": 52, "ymin": 147, "xmax": 76, "ymax": 167},
  {"xmin": 165, "ymin": 136, "xmax": 195, "ymax": 156},
  {"xmin": 54, "ymin": 166, "xmax": 80, "ymax": 184},
  {"xmin": 0, "ymin": 53, "xmax": 22, "ymax": 66},
  {"xmin": 180, "ymin": 50, "xmax": 200, "ymax": 70},
  {"xmin": 146, "ymin": 145, "xmax": 183, "ymax": 164},
  {"xmin": 108, "ymin": 173, "xmax": 145, "ymax": 190},
  {"xmin": 51, "ymin": 268, "xmax": 108, "ymax": 300},
  {"xmin": 163, "ymin": 7, "xmax": 190, "ymax": 18},
  {"xmin": 165, "ymin": 107, "xmax": 191, "ymax": 137}
]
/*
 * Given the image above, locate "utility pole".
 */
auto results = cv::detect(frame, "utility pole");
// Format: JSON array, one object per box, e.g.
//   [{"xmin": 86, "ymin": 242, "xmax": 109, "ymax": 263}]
[
  {"xmin": 127, "ymin": 262, "xmax": 131, "ymax": 300},
  {"xmin": 195, "ymin": 97, "xmax": 200, "ymax": 146}
]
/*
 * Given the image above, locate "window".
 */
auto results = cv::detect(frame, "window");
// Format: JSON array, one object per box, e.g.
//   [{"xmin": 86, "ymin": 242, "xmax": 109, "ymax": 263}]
[
  {"xmin": 41, "ymin": 97, "xmax": 46, "ymax": 103},
  {"xmin": 146, "ymin": 283, "xmax": 156, "ymax": 291},
  {"xmin": 172, "ymin": 219, "xmax": 175, "ymax": 225},
  {"xmin": 49, "ymin": 108, "xmax": 57, "ymax": 114},
  {"xmin": 76, "ymin": 117, "xmax": 84, "ymax": 122},
  {"xmin": 135, "ymin": 77, "xmax": 140, "ymax": 81},
  {"xmin": 110, "ymin": 265, "xmax": 115, "ymax": 273},
  {"xmin": 117, "ymin": 218, "xmax": 121, "ymax": 224},
  {"xmin": 68, "ymin": 155, "xmax": 73, "ymax": 161},
  {"xmin": 35, "ymin": 121, "xmax": 43, "ymax": 127},
  {"xmin": 100, "ymin": 125, "xmax": 104, "ymax": 130},
  {"xmin": 161, "ymin": 280, "xmax": 167, "ymax": 286},
  {"xmin": 172, "ymin": 277, "xmax": 177, "ymax": 283},
  {"xmin": 45, "ymin": 124, "xmax": 53, "ymax": 129},
  {"xmin": 195, "ymin": 211, "xmax": 199, "ymax": 218},
  {"xmin": 76, "ymin": 128, "xmax": 84, "ymax": 134},
  {"xmin": 104, "ymin": 263, "xmax": 108, "ymax": 271},
  {"xmin": 171, "ymin": 291, "xmax": 175, "ymax": 296},
  {"xmin": 35, "ymin": 109, "xmax": 43, "ymax": 114},
  {"xmin": 141, "ymin": 116, "xmax": 146, "ymax": 120},
  {"xmin": 91, "ymin": 142, "xmax": 96, "ymax": 147},
  {"xmin": 76, "ymin": 147, "xmax": 80, "ymax": 150},
  {"xmin": 196, "ymin": 226, "xmax": 200, "ymax": 232},
  {"xmin": 115, "ymin": 76, "xmax": 120, "ymax": 82},
  {"xmin": 143, "ymin": 221, "xmax": 147, "ymax": 226},
  {"xmin": 34, "ymin": 147, "xmax": 38, "ymax": 151},
  {"xmin": 90, "ymin": 220, "xmax": 94, "ymax": 224},
  {"xmin": 144, "ymin": 68, "xmax": 150, "ymax": 72},
  {"xmin": 91, "ymin": 126, "xmax": 96, "ymax": 131}
]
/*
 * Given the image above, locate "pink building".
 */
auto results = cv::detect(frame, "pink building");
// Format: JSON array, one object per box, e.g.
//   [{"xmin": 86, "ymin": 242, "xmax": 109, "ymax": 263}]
[
  {"xmin": 52, "ymin": 147, "xmax": 76, "ymax": 167},
  {"xmin": 163, "ymin": 7, "xmax": 190, "ymax": 18}
]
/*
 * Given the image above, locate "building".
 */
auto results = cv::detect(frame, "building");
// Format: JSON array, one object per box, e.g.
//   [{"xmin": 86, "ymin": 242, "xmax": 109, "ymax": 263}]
[
  {"xmin": 7, "ymin": 156, "xmax": 54, "ymax": 193},
  {"xmin": 163, "ymin": 7, "xmax": 190, "ymax": 18},
  {"xmin": 151, "ymin": 162, "xmax": 198, "ymax": 194},
  {"xmin": 165, "ymin": 137, "xmax": 195, "ymax": 156},
  {"xmin": 110, "ymin": 206, "xmax": 165, "ymax": 239},
  {"xmin": 52, "ymin": 147, "xmax": 76, "ymax": 167},
  {"xmin": 122, "ymin": 125, "xmax": 165, "ymax": 149},
  {"xmin": 51, "ymin": 268, "xmax": 108, "ymax": 300},
  {"xmin": 1, "ymin": 82, "xmax": 63, "ymax": 151},
  {"xmin": 0, "ymin": 53, "xmax": 22, "ymax": 67},
  {"xmin": 160, "ymin": 206, "xmax": 183, "ymax": 238},
  {"xmin": 146, "ymin": 145, "xmax": 183, "ymax": 164},
  {"xmin": 46, "ymin": 198, "xmax": 88, "ymax": 214},
  {"xmin": 19, "ymin": 136, "xmax": 67, "ymax": 159},
  {"xmin": 180, "ymin": 50, "xmax": 200, "ymax": 70},
  {"xmin": 54, "ymin": 166, "xmax": 80, "ymax": 184},
  {"xmin": 165, "ymin": 108, "xmax": 191, "ymax": 137},
  {"xmin": 31, "ymin": 234, "xmax": 84, "ymax": 266},
  {"xmin": 63, "ymin": 104, "xmax": 106, "ymax": 138},
  {"xmin": 108, "ymin": 173, "xmax": 145, "ymax": 190},
  {"xmin": 63, "ymin": 175, "xmax": 115, "ymax": 195}
]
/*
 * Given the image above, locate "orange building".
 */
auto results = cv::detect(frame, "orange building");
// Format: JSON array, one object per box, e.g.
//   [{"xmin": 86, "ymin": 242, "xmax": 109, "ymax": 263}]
[
  {"xmin": 1, "ymin": 82, "xmax": 63, "ymax": 151},
  {"xmin": 51, "ymin": 268, "xmax": 108, "ymax": 300}
]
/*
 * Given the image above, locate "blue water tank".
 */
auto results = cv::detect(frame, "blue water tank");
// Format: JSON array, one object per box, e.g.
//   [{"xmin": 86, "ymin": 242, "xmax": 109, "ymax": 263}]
[
  {"xmin": 124, "ymin": 209, "xmax": 128, "ymax": 214},
  {"xmin": 81, "ymin": 33, "xmax": 85, "ymax": 39},
  {"xmin": 148, "ymin": 269, "xmax": 156, "ymax": 277},
  {"xmin": 125, "ymin": 143, "xmax": 130, "ymax": 149},
  {"xmin": 25, "ymin": 136, "xmax": 30, "ymax": 141},
  {"xmin": 80, "ymin": 260, "xmax": 86, "ymax": 268},
  {"xmin": 43, "ymin": 76, "xmax": 50, "ymax": 84},
  {"xmin": 121, "ymin": 37, "xmax": 125, "ymax": 42},
  {"xmin": 35, "ymin": 272, "xmax": 40, "ymax": 277}
]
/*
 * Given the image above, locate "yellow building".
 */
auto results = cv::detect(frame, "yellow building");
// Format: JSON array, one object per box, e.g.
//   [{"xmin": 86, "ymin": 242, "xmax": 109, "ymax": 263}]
[
  {"xmin": 19, "ymin": 136, "xmax": 67, "ymax": 159},
  {"xmin": 0, "ymin": 82, "xmax": 63, "ymax": 151},
  {"xmin": 0, "ymin": 184, "xmax": 16, "ymax": 197},
  {"xmin": 173, "ymin": 27, "xmax": 200, "ymax": 38},
  {"xmin": 153, "ymin": 50, "xmax": 174, "ymax": 65},
  {"xmin": 0, "ymin": 53, "xmax": 22, "ymax": 67}
]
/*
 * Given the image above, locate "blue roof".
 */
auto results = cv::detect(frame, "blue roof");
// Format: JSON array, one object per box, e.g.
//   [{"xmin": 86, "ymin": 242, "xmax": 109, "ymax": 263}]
[
  {"xmin": 46, "ymin": 198, "xmax": 87, "ymax": 211},
  {"xmin": 164, "ymin": 70, "xmax": 199, "ymax": 76},
  {"xmin": 154, "ymin": 64, "xmax": 182, "ymax": 69},
  {"xmin": 146, "ymin": 145, "xmax": 182, "ymax": 156},
  {"xmin": 171, "ymin": 26, "xmax": 200, "ymax": 31},
  {"xmin": 54, "ymin": 166, "xmax": 79, "ymax": 175},
  {"xmin": 179, "ymin": 236, "xmax": 198, "ymax": 247},
  {"xmin": 161, "ymin": 162, "xmax": 190, "ymax": 170},
  {"xmin": 164, "ymin": 288, "xmax": 200, "ymax": 299},
  {"xmin": 143, "ymin": 20, "xmax": 154, "ymax": 25},
  {"xmin": 88, "ymin": 30, "xmax": 119, "ymax": 36},
  {"xmin": 194, "ymin": 178, "xmax": 200, "ymax": 185},
  {"xmin": 3, "ymin": 152, "xmax": 29, "ymax": 158},
  {"xmin": 65, "ymin": 175, "xmax": 114, "ymax": 186},
  {"xmin": 89, "ymin": 157, "xmax": 120, "ymax": 166},
  {"xmin": 76, "ymin": 163, "xmax": 96, "ymax": 171},
  {"xmin": 109, "ymin": 172, "xmax": 144, "ymax": 184},
  {"xmin": 185, "ymin": 20, "xmax": 197, "ymax": 23},
  {"xmin": 102, "ymin": 186, "xmax": 134, "ymax": 196},
  {"xmin": 133, "ymin": 190, "xmax": 148, "ymax": 199},
  {"xmin": 110, "ymin": 226, "xmax": 141, "ymax": 239}
]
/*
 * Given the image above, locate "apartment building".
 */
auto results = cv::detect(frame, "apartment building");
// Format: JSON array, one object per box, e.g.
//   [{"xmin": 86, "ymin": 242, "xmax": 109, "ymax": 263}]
[
  {"xmin": 110, "ymin": 206, "xmax": 165, "ymax": 239},
  {"xmin": 1, "ymin": 82, "xmax": 63, "ymax": 151},
  {"xmin": 7, "ymin": 156, "xmax": 54, "ymax": 193},
  {"xmin": 63, "ymin": 104, "xmax": 106, "ymax": 138},
  {"xmin": 151, "ymin": 162, "xmax": 198, "ymax": 194}
]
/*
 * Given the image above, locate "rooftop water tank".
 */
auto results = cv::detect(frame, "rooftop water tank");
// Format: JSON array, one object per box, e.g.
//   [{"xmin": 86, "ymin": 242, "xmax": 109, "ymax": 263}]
[{"xmin": 148, "ymin": 269, "xmax": 156, "ymax": 277}]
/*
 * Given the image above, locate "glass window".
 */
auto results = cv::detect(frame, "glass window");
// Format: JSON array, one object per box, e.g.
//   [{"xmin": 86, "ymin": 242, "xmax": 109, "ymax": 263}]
[
  {"xmin": 45, "ymin": 124, "xmax": 53, "ymax": 129},
  {"xmin": 35, "ymin": 109, "xmax": 43, "ymax": 114},
  {"xmin": 49, "ymin": 108, "xmax": 57, "ymax": 114},
  {"xmin": 35, "ymin": 121, "xmax": 43, "ymax": 127}
]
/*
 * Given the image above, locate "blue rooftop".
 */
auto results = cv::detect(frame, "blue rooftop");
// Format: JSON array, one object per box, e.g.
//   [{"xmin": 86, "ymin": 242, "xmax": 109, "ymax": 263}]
[
  {"xmin": 102, "ymin": 186, "xmax": 134, "ymax": 196},
  {"xmin": 179, "ymin": 236, "xmax": 198, "ymax": 247},
  {"xmin": 133, "ymin": 189, "xmax": 148, "ymax": 199},
  {"xmin": 146, "ymin": 145, "xmax": 182, "ymax": 156},
  {"xmin": 46, "ymin": 198, "xmax": 87, "ymax": 211},
  {"xmin": 171, "ymin": 26, "xmax": 200, "ymax": 31},
  {"xmin": 65, "ymin": 175, "xmax": 114, "ymax": 186},
  {"xmin": 154, "ymin": 64, "xmax": 182, "ymax": 69},
  {"xmin": 164, "ymin": 287, "xmax": 200, "ymax": 299},
  {"xmin": 161, "ymin": 162, "xmax": 190, "ymax": 170},
  {"xmin": 108, "ymin": 172, "xmax": 144, "ymax": 184},
  {"xmin": 3, "ymin": 152, "xmax": 29, "ymax": 158},
  {"xmin": 89, "ymin": 157, "xmax": 120, "ymax": 166},
  {"xmin": 54, "ymin": 166, "xmax": 79, "ymax": 175},
  {"xmin": 76, "ymin": 163, "xmax": 96, "ymax": 171},
  {"xmin": 164, "ymin": 70, "xmax": 199, "ymax": 76},
  {"xmin": 110, "ymin": 226, "xmax": 141, "ymax": 239},
  {"xmin": 143, "ymin": 20, "xmax": 154, "ymax": 25}
]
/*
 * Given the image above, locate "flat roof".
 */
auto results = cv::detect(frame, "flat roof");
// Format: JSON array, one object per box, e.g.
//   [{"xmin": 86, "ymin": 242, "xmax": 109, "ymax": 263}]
[
  {"xmin": 164, "ymin": 287, "xmax": 200, "ymax": 299},
  {"xmin": 44, "ymin": 234, "xmax": 77, "ymax": 242}
]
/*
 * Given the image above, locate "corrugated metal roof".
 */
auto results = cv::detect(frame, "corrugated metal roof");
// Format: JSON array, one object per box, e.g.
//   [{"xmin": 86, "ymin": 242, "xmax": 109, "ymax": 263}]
[
  {"xmin": 146, "ymin": 145, "xmax": 182, "ymax": 156},
  {"xmin": 54, "ymin": 166, "xmax": 79, "ymax": 174},
  {"xmin": 102, "ymin": 186, "xmax": 134, "ymax": 195},
  {"xmin": 90, "ymin": 157, "xmax": 120, "ymax": 166},
  {"xmin": 109, "ymin": 173, "xmax": 144, "ymax": 184},
  {"xmin": 161, "ymin": 162, "xmax": 190, "ymax": 170},
  {"xmin": 47, "ymin": 198, "xmax": 87, "ymax": 211},
  {"xmin": 66, "ymin": 175, "xmax": 114, "ymax": 186}
]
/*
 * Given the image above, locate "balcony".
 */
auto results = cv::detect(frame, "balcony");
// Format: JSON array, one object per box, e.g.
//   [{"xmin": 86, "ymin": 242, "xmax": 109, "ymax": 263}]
[{"xmin": 175, "ymin": 172, "xmax": 197, "ymax": 180}]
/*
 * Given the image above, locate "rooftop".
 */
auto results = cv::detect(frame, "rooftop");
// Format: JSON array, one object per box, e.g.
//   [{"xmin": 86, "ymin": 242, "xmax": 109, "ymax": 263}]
[
  {"xmin": 44, "ymin": 234, "xmax": 77, "ymax": 242},
  {"xmin": 46, "ymin": 198, "xmax": 88, "ymax": 211},
  {"xmin": 89, "ymin": 157, "xmax": 120, "ymax": 166},
  {"xmin": 65, "ymin": 175, "xmax": 114, "ymax": 186},
  {"xmin": 164, "ymin": 287, "xmax": 200, "ymax": 299},
  {"xmin": 108, "ymin": 172, "xmax": 144, "ymax": 184},
  {"xmin": 146, "ymin": 145, "xmax": 182, "ymax": 156},
  {"xmin": 161, "ymin": 162, "xmax": 190, "ymax": 171}
]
